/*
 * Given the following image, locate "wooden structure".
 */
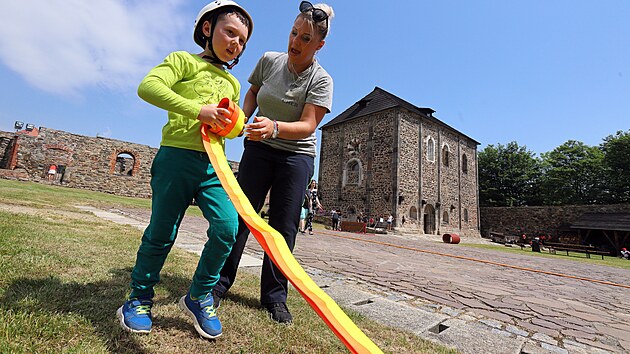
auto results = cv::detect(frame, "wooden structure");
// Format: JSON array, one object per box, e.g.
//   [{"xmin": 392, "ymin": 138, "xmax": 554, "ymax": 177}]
[{"xmin": 570, "ymin": 213, "xmax": 630, "ymax": 256}]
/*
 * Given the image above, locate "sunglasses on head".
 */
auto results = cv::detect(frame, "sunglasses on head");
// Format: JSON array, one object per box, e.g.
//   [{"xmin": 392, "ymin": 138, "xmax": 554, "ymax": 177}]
[{"xmin": 299, "ymin": 1, "xmax": 328, "ymax": 23}]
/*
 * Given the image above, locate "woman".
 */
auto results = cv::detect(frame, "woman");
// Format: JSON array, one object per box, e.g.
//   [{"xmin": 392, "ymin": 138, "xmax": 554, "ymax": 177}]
[
  {"xmin": 304, "ymin": 179, "xmax": 323, "ymax": 235},
  {"xmin": 213, "ymin": 1, "xmax": 334, "ymax": 324}
]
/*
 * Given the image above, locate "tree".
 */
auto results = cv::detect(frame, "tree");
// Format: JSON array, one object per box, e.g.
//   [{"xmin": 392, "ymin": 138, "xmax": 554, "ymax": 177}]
[
  {"xmin": 478, "ymin": 142, "xmax": 542, "ymax": 207},
  {"xmin": 539, "ymin": 140, "xmax": 605, "ymax": 205},
  {"xmin": 601, "ymin": 130, "xmax": 630, "ymax": 203}
]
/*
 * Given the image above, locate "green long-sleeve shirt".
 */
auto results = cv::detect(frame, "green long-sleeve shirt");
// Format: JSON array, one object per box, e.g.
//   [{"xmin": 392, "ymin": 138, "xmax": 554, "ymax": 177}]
[{"xmin": 138, "ymin": 51, "xmax": 241, "ymax": 152}]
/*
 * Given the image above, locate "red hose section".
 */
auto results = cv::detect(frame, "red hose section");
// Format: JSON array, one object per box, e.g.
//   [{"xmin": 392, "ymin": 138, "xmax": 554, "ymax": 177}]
[{"xmin": 318, "ymin": 230, "xmax": 630, "ymax": 290}]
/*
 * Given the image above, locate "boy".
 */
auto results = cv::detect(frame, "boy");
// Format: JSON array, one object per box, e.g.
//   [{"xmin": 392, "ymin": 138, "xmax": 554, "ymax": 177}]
[{"xmin": 117, "ymin": 1, "xmax": 253, "ymax": 339}]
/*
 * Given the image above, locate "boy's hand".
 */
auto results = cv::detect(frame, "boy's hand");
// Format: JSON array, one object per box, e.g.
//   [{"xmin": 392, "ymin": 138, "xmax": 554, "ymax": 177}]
[
  {"xmin": 198, "ymin": 104, "xmax": 232, "ymax": 130},
  {"xmin": 244, "ymin": 116, "xmax": 273, "ymax": 141}
]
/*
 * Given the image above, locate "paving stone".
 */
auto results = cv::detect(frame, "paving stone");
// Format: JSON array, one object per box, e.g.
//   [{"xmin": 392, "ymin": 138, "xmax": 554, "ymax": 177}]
[
  {"xmin": 573, "ymin": 337, "xmax": 619, "ymax": 352},
  {"xmin": 562, "ymin": 329, "xmax": 597, "ymax": 341},
  {"xmin": 451, "ymin": 290, "xmax": 474, "ymax": 299},
  {"xmin": 473, "ymin": 291, "xmax": 498, "ymax": 300},
  {"xmin": 592, "ymin": 323, "xmax": 627, "ymax": 339},
  {"xmin": 506, "ymin": 324, "xmax": 529, "ymax": 337},
  {"xmin": 490, "ymin": 328, "xmax": 513, "ymax": 337},
  {"xmin": 559, "ymin": 298, "xmax": 609, "ymax": 315},
  {"xmin": 563, "ymin": 310, "xmax": 610, "ymax": 323},
  {"xmin": 540, "ymin": 342, "xmax": 569, "ymax": 354},
  {"xmin": 479, "ymin": 319, "xmax": 502, "ymax": 329},
  {"xmin": 474, "ymin": 286, "xmax": 512, "ymax": 296},
  {"xmin": 498, "ymin": 308, "xmax": 534, "ymax": 320},
  {"xmin": 423, "ymin": 320, "xmax": 526, "ymax": 354},
  {"xmin": 517, "ymin": 320, "xmax": 561, "ymax": 338},
  {"xmin": 532, "ymin": 332, "xmax": 558, "ymax": 345},
  {"xmin": 474, "ymin": 309, "xmax": 514, "ymax": 323},
  {"xmin": 531, "ymin": 318, "xmax": 563, "ymax": 331},
  {"xmin": 458, "ymin": 314, "xmax": 477, "ymax": 322},
  {"xmin": 458, "ymin": 297, "xmax": 492, "ymax": 310},
  {"xmin": 514, "ymin": 296, "xmax": 568, "ymax": 309},
  {"xmin": 529, "ymin": 304, "xmax": 560, "ymax": 317},
  {"xmin": 479, "ymin": 298, "xmax": 507, "ymax": 309},
  {"xmin": 543, "ymin": 317, "xmax": 597, "ymax": 334},
  {"xmin": 440, "ymin": 306, "xmax": 464, "ymax": 317},
  {"xmin": 422, "ymin": 288, "xmax": 456, "ymax": 301}
]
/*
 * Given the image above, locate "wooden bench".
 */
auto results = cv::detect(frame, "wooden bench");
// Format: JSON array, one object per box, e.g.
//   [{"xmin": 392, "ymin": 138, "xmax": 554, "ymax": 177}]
[
  {"xmin": 489, "ymin": 232, "xmax": 520, "ymax": 244},
  {"xmin": 545, "ymin": 242, "xmax": 609, "ymax": 260}
]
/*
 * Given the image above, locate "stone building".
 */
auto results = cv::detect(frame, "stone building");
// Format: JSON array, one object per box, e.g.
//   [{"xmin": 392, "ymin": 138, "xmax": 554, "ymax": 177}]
[
  {"xmin": 318, "ymin": 87, "xmax": 480, "ymax": 237},
  {"xmin": 0, "ymin": 126, "xmax": 238, "ymax": 198}
]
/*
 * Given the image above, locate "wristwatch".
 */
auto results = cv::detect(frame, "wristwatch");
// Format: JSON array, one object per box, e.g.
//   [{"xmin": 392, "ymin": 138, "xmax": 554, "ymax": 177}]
[{"xmin": 271, "ymin": 120, "xmax": 279, "ymax": 139}]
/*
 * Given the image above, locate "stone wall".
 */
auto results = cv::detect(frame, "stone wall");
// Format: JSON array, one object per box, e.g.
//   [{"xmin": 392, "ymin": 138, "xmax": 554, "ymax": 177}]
[
  {"xmin": 480, "ymin": 204, "xmax": 630, "ymax": 241},
  {"xmin": 0, "ymin": 127, "xmax": 239, "ymax": 199},
  {"xmin": 319, "ymin": 106, "xmax": 480, "ymax": 237},
  {"xmin": 0, "ymin": 131, "xmax": 14, "ymax": 169}
]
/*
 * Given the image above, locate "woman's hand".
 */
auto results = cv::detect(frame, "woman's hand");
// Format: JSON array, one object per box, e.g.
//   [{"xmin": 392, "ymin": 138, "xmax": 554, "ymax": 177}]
[
  {"xmin": 197, "ymin": 104, "xmax": 231, "ymax": 130},
  {"xmin": 245, "ymin": 116, "xmax": 274, "ymax": 140}
]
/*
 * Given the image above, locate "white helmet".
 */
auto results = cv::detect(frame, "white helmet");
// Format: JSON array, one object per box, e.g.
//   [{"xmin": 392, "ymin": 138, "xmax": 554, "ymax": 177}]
[{"xmin": 193, "ymin": 0, "xmax": 253, "ymax": 47}]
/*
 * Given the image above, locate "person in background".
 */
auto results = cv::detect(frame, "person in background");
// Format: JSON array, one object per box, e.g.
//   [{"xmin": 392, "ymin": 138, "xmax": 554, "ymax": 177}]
[
  {"xmin": 620, "ymin": 247, "xmax": 630, "ymax": 260},
  {"xmin": 116, "ymin": 1, "xmax": 253, "ymax": 339},
  {"xmin": 531, "ymin": 237, "xmax": 542, "ymax": 252},
  {"xmin": 331, "ymin": 209, "xmax": 339, "ymax": 231},
  {"xmin": 47, "ymin": 164, "xmax": 57, "ymax": 181},
  {"xmin": 304, "ymin": 179, "xmax": 323, "ymax": 235},
  {"xmin": 298, "ymin": 198, "xmax": 308, "ymax": 233},
  {"xmin": 213, "ymin": 1, "xmax": 335, "ymax": 324}
]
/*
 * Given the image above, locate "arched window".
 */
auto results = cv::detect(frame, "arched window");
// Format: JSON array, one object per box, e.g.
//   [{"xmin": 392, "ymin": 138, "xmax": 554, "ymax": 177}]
[
  {"xmin": 114, "ymin": 152, "xmax": 135, "ymax": 176},
  {"xmin": 442, "ymin": 210, "xmax": 449, "ymax": 224},
  {"xmin": 462, "ymin": 154, "xmax": 468, "ymax": 174},
  {"xmin": 463, "ymin": 208, "xmax": 469, "ymax": 222},
  {"xmin": 343, "ymin": 159, "xmax": 362, "ymax": 186},
  {"xmin": 427, "ymin": 137, "xmax": 435, "ymax": 162},
  {"xmin": 409, "ymin": 206, "xmax": 418, "ymax": 220},
  {"xmin": 442, "ymin": 145, "xmax": 450, "ymax": 167}
]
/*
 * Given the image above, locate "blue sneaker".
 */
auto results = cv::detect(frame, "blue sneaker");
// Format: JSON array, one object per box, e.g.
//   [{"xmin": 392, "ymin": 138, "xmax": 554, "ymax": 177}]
[
  {"xmin": 117, "ymin": 298, "xmax": 153, "ymax": 334},
  {"xmin": 179, "ymin": 293, "xmax": 222, "ymax": 339}
]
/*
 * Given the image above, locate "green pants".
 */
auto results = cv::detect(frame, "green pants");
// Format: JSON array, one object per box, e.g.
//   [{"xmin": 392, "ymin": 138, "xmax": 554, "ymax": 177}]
[{"xmin": 130, "ymin": 146, "xmax": 238, "ymax": 299}]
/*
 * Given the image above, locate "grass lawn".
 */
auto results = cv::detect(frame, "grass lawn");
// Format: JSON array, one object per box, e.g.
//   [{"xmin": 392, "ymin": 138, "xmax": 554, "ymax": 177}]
[
  {"xmin": 461, "ymin": 242, "xmax": 630, "ymax": 269},
  {"xmin": 0, "ymin": 179, "xmax": 456, "ymax": 353}
]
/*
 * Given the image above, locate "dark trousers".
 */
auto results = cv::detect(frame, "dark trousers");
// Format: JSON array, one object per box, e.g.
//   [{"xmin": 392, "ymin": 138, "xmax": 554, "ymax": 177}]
[{"xmin": 214, "ymin": 141, "xmax": 314, "ymax": 304}]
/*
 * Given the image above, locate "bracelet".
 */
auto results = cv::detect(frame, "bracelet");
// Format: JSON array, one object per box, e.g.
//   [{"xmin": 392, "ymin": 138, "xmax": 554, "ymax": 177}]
[{"xmin": 271, "ymin": 120, "xmax": 279, "ymax": 139}]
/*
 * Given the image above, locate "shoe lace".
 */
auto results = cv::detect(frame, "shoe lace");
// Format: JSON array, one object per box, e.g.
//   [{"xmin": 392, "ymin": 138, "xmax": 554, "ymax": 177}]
[
  {"xmin": 202, "ymin": 304, "xmax": 217, "ymax": 318},
  {"xmin": 135, "ymin": 304, "xmax": 151, "ymax": 315}
]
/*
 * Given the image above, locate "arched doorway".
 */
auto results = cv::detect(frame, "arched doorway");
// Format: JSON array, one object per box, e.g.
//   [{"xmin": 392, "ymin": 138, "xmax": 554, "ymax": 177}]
[{"xmin": 424, "ymin": 204, "xmax": 436, "ymax": 234}]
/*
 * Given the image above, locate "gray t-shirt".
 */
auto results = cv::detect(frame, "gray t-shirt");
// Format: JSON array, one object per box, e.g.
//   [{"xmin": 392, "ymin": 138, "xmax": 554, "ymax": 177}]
[{"xmin": 249, "ymin": 51, "xmax": 333, "ymax": 156}]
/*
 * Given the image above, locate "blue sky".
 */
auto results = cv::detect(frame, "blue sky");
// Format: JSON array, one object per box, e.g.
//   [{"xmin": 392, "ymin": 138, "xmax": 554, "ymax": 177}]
[{"xmin": 1, "ymin": 1, "xmax": 628, "ymax": 178}]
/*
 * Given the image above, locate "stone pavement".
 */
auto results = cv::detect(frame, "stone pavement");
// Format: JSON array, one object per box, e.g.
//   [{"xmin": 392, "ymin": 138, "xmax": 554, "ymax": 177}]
[{"xmin": 78, "ymin": 206, "xmax": 630, "ymax": 354}]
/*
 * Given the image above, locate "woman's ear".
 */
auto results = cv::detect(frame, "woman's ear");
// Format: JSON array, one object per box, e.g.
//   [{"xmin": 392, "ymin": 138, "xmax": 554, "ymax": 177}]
[{"xmin": 316, "ymin": 40, "xmax": 325, "ymax": 51}]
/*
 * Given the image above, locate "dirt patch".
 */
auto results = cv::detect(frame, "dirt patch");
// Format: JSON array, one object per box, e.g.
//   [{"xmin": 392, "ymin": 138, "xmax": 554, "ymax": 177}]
[{"xmin": 0, "ymin": 203, "xmax": 98, "ymax": 222}]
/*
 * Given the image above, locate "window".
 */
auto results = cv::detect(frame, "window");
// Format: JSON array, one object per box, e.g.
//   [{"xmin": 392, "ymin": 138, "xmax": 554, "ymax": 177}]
[
  {"xmin": 409, "ymin": 206, "xmax": 418, "ymax": 220},
  {"xmin": 442, "ymin": 145, "xmax": 450, "ymax": 167},
  {"xmin": 462, "ymin": 154, "xmax": 468, "ymax": 174},
  {"xmin": 427, "ymin": 137, "xmax": 435, "ymax": 162},
  {"xmin": 442, "ymin": 210, "xmax": 449, "ymax": 224},
  {"xmin": 463, "ymin": 208, "xmax": 469, "ymax": 222},
  {"xmin": 343, "ymin": 159, "xmax": 361, "ymax": 186}
]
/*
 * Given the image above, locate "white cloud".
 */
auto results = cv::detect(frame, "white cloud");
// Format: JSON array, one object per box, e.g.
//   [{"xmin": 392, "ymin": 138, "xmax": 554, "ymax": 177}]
[{"xmin": 0, "ymin": 0, "xmax": 187, "ymax": 96}]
